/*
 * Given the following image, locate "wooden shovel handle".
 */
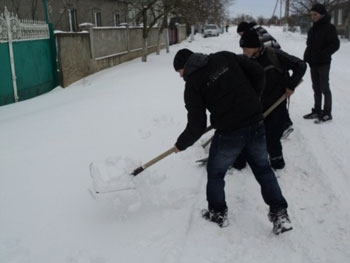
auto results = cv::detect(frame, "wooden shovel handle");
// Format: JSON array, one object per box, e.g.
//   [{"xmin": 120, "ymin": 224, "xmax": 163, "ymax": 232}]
[
  {"xmin": 131, "ymin": 126, "xmax": 214, "ymax": 176},
  {"xmin": 263, "ymin": 94, "xmax": 286, "ymax": 118},
  {"xmin": 142, "ymin": 147, "xmax": 177, "ymax": 169},
  {"xmin": 142, "ymin": 125, "xmax": 215, "ymax": 169}
]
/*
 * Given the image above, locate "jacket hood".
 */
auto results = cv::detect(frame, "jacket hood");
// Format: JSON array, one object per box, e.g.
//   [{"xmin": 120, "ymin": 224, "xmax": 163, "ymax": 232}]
[{"xmin": 183, "ymin": 53, "xmax": 209, "ymax": 81}]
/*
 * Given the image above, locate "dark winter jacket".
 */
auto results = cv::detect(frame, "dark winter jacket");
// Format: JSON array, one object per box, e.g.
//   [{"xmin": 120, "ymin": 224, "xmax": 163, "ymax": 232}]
[
  {"xmin": 304, "ymin": 13, "xmax": 340, "ymax": 66},
  {"xmin": 175, "ymin": 51, "xmax": 265, "ymax": 151},
  {"xmin": 254, "ymin": 47, "xmax": 306, "ymax": 111}
]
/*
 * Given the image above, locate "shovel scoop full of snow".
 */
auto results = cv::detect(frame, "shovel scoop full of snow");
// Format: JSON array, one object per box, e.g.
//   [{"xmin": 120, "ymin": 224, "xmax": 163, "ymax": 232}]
[
  {"xmin": 90, "ymin": 157, "xmax": 137, "ymax": 194},
  {"xmin": 90, "ymin": 147, "xmax": 176, "ymax": 194}
]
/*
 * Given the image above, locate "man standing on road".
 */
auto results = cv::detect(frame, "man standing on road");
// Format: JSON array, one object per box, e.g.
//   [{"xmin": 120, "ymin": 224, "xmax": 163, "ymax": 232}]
[
  {"xmin": 303, "ymin": 3, "xmax": 340, "ymax": 123},
  {"xmin": 172, "ymin": 48, "xmax": 292, "ymax": 235}
]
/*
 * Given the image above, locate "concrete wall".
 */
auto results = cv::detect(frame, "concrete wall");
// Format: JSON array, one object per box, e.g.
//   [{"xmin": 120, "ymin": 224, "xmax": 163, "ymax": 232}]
[{"xmin": 56, "ymin": 25, "xmax": 187, "ymax": 87}]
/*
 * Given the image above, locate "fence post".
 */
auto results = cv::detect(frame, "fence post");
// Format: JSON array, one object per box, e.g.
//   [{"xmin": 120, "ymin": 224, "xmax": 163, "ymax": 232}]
[{"xmin": 4, "ymin": 7, "xmax": 19, "ymax": 102}]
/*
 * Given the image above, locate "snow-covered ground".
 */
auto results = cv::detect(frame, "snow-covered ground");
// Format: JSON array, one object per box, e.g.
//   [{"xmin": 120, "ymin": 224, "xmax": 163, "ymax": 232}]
[{"xmin": 1, "ymin": 26, "xmax": 350, "ymax": 263}]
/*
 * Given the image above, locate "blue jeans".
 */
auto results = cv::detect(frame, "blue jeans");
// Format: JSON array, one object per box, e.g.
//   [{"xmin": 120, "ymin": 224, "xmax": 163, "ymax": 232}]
[{"xmin": 206, "ymin": 121, "xmax": 288, "ymax": 213}]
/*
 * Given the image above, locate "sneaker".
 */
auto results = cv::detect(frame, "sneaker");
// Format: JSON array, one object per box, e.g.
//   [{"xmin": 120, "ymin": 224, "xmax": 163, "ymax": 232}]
[
  {"xmin": 303, "ymin": 108, "xmax": 321, "ymax": 119},
  {"xmin": 281, "ymin": 125, "xmax": 294, "ymax": 139},
  {"xmin": 268, "ymin": 208, "xmax": 293, "ymax": 235},
  {"xmin": 270, "ymin": 156, "xmax": 285, "ymax": 170},
  {"xmin": 201, "ymin": 209, "xmax": 229, "ymax": 228},
  {"xmin": 314, "ymin": 113, "xmax": 332, "ymax": 124}
]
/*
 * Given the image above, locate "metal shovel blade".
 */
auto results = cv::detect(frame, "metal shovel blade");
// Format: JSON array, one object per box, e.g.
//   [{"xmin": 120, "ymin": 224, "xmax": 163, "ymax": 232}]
[{"xmin": 89, "ymin": 158, "xmax": 136, "ymax": 194}]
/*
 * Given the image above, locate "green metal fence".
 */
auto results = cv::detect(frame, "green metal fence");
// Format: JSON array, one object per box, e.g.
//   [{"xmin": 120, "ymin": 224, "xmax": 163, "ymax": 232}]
[
  {"xmin": 0, "ymin": 7, "xmax": 58, "ymax": 107},
  {"xmin": 0, "ymin": 42, "xmax": 13, "ymax": 105}
]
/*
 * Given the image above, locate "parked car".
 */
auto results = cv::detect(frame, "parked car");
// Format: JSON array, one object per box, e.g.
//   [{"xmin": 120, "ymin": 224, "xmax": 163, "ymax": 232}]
[{"xmin": 203, "ymin": 24, "xmax": 220, "ymax": 38}]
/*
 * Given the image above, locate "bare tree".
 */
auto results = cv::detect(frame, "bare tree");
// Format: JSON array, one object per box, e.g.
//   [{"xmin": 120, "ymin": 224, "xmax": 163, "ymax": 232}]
[
  {"xmin": 124, "ymin": 0, "xmax": 161, "ymax": 62},
  {"xmin": 156, "ymin": 0, "xmax": 179, "ymax": 54},
  {"xmin": 174, "ymin": 0, "xmax": 234, "ymax": 28},
  {"xmin": 124, "ymin": 0, "xmax": 235, "ymax": 61},
  {"xmin": 30, "ymin": 0, "xmax": 39, "ymax": 20},
  {"xmin": 290, "ymin": 0, "xmax": 343, "ymax": 15},
  {"xmin": 5, "ymin": 0, "xmax": 40, "ymax": 20}
]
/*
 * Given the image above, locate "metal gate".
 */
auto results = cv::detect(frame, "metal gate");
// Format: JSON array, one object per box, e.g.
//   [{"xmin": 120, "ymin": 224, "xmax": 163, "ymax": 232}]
[{"xmin": 0, "ymin": 7, "xmax": 58, "ymax": 106}]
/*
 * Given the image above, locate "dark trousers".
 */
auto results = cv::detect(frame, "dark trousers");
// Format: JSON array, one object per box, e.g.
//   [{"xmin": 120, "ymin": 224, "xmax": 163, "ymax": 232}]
[
  {"xmin": 233, "ymin": 100, "xmax": 290, "ymax": 168},
  {"xmin": 264, "ymin": 102, "xmax": 288, "ymax": 159},
  {"xmin": 310, "ymin": 64, "xmax": 332, "ymax": 114},
  {"xmin": 206, "ymin": 121, "xmax": 288, "ymax": 213}
]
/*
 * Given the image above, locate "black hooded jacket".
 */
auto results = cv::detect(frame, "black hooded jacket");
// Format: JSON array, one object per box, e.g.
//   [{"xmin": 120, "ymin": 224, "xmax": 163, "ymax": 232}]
[
  {"xmin": 254, "ymin": 47, "xmax": 306, "ymax": 111},
  {"xmin": 175, "ymin": 51, "xmax": 265, "ymax": 151},
  {"xmin": 304, "ymin": 13, "xmax": 340, "ymax": 66}
]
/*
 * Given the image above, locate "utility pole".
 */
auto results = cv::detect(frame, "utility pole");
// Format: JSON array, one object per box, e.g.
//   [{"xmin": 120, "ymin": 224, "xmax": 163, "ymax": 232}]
[
  {"xmin": 285, "ymin": 0, "xmax": 290, "ymax": 26},
  {"xmin": 272, "ymin": 0, "xmax": 281, "ymax": 25},
  {"xmin": 272, "ymin": 0, "xmax": 278, "ymax": 19}
]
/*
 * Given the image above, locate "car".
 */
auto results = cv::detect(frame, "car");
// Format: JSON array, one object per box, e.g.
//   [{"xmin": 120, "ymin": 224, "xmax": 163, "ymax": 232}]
[{"xmin": 203, "ymin": 24, "xmax": 220, "ymax": 38}]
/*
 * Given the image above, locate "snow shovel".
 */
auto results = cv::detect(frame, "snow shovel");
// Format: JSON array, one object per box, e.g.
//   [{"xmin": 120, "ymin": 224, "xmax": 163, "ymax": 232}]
[
  {"xmin": 89, "ymin": 147, "xmax": 178, "ymax": 195},
  {"xmin": 90, "ymin": 126, "xmax": 213, "ymax": 194},
  {"xmin": 129, "ymin": 125, "xmax": 213, "ymax": 176},
  {"xmin": 196, "ymin": 93, "xmax": 288, "ymax": 164},
  {"xmin": 131, "ymin": 146, "xmax": 177, "ymax": 176}
]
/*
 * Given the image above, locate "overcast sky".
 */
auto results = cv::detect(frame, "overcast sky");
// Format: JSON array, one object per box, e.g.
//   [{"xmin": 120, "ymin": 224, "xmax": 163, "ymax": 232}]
[{"xmin": 229, "ymin": 0, "xmax": 283, "ymax": 19}]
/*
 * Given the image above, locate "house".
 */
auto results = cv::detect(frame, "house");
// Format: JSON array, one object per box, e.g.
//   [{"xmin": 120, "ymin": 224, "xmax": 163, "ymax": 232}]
[
  {"xmin": 1, "ymin": 0, "xmax": 128, "ymax": 31},
  {"xmin": 330, "ymin": 0, "xmax": 350, "ymax": 39}
]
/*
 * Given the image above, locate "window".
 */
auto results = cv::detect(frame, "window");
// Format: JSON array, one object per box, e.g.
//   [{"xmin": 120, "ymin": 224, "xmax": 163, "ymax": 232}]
[
  {"xmin": 114, "ymin": 13, "xmax": 120, "ymax": 26},
  {"xmin": 331, "ymin": 11, "xmax": 334, "ymax": 24},
  {"xmin": 67, "ymin": 9, "xmax": 78, "ymax": 32},
  {"xmin": 94, "ymin": 11, "xmax": 102, "ymax": 27},
  {"xmin": 338, "ymin": 9, "xmax": 343, "ymax": 25}
]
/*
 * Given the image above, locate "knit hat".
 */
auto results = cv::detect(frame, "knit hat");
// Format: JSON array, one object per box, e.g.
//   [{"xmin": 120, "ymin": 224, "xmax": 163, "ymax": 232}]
[
  {"xmin": 237, "ymin": 21, "xmax": 250, "ymax": 33},
  {"xmin": 173, "ymin": 49, "xmax": 194, "ymax": 71},
  {"xmin": 310, "ymin": 3, "xmax": 326, "ymax": 15},
  {"xmin": 239, "ymin": 30, "xmax": 261, "ymax": 48}
]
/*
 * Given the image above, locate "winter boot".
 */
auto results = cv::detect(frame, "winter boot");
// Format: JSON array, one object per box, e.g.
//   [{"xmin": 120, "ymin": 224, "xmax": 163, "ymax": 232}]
[
  {"xmin": 201, "ymin": 209, "xmax": 229, "ymax": 228},
  {"xmin": 270, "ymin": 156, "xmax": 285, "ymax": 170},
  {"xmin": 303, "ymin": 108, "xmax": 321, "ymax": 119},
  {"xmin": 268, "ymin": 208, "xmax": 292, "ymax": 235},
  {"xmin": 314, "ymin": 112, "xmax": 333, "ymax": 124}
]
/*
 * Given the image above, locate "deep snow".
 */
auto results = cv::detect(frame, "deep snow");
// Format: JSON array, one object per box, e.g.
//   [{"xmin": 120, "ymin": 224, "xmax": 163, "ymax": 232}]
[{"xmin": 1, "ymin": 26, "xmax": 350, "ymax": 263}]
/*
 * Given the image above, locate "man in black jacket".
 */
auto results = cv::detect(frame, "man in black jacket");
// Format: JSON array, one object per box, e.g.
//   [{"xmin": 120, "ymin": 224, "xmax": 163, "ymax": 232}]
[
  {"xmin": 237, "ymin": 21, "xmax": 281, "ymax": 49},
  {"xmin": 237, "ymin": 21, "xmax": 293, "ymax": 141},
  {"xmin": 240, "ymin": 29, "xmax": 306, "ymax": 170},
  {"xmin": 172, "ymin": 48, "xmax": 292, "ymax": 235},
  {"xmin": 303, "ymin": 3, "xmax": 340, "ymax": 123}
]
